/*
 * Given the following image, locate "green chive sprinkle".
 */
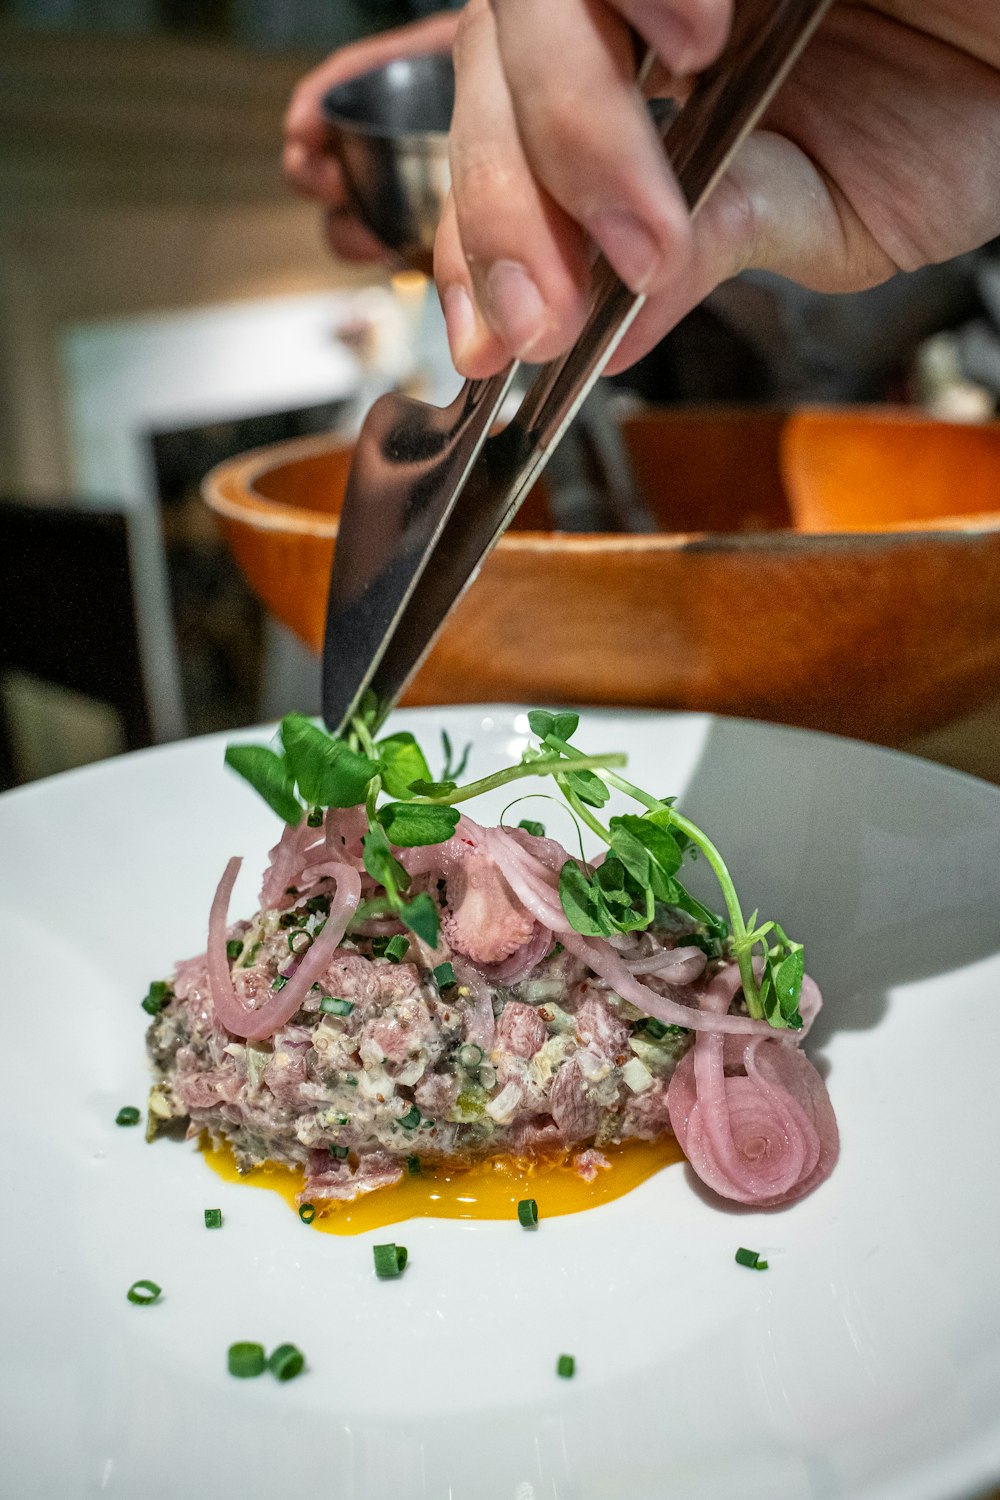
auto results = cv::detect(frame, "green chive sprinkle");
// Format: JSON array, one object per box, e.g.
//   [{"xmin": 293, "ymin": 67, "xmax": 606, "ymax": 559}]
[
  {"xmin": 115, "ymin": 1105, "xmax": 141, "ymax": 1127},
  {"xmin": 433, "ymin": 962, "xmax": 456, "ymax": 989},
  {"xmin": 405, "ymin": 1155, "xmax": 421, "ymax": 1175},
  {"xmin": 204, "ymin": 1208, "xmax": 223, "ymax": 1229},
  {"xmin": 228, "ymin": 1342, "xmax": 265, "ymax": 1378},
  {"xmin": 329, "ymin": 1144, "xmax": 349, "ymax": 1159},
  {"xmin": 735, "ymin": 1246, "xmax": 769, "ymax": 1270},
  {"xmin": 307, "ymin": 807, "xmax": 323, "ymax": 828},
  {"xmin": 288, "ymin": 929, "xmax": 314, "ymax": 956},
  {"xmin": 306, "ymin": 895, "xmax": 330, "ymax": 916},
  {"xmin": 267, "ymin": 1342, "xmax": 305, "ymax": 1382},
  {"xmin": 126, "ymin": 1279, "xmax": 161, "ymax": 1305},
  {"xmin": 642, "ymin": 1017, "xmax": 669, "ymax": 1040},
  {"xmin": 320, "ymin": 995, "xmax": 354, "ymax": 1016},
  {"xmin": 226, "ymin": 939, "xmax": 242, "ymax": 961},
  {"xmin": 141, "ymin": 979, "xmax": 169, "ymax": 1016},
  {"xmin": 458, "ymin": 1042, "xmax": 484, "ymax": 1070},
  {"xmin": 398, "ymin": 1104, "xmax": 420, "ymax": 1130},
  {"xmin": 556, "ymin": 1354, "xmax": 575, "ymax": 1378},
  {"xmin": 384, "ymin": 935, "xmax": 410, "ymax": 963},
  {"xmin": 373, "ymin": 1242, "xmax": 408, "ymax": 1279},
  {"xmin": 299, "ymin": 1203, "xmax": 316, "ymax": 1225},
  {"xmin": 517, "ymin": 1198, "xmax": 539, "ymax": 1228},
  {"xmin": 271, "ymin": 975, "xmax": 289, "ymax": 991}
]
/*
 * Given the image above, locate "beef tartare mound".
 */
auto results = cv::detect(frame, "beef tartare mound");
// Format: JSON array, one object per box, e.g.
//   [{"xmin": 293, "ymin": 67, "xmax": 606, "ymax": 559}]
[{"xmin": 145, "ymin": 712, "xmax": 839, "ymax": 1208}]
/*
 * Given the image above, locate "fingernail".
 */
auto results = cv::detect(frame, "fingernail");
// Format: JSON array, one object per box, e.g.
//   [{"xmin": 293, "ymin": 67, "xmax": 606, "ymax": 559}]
[
  {"xmin": 588, "ymin": 210, "xmax": 661, "ymax": 293},
  {"xmin": 483, "ymin": 260, "xmax": 545, "ymax": 354},
  {"xmin": 442, "ymin": 283, "xmax": 477, "ymax": 363}
]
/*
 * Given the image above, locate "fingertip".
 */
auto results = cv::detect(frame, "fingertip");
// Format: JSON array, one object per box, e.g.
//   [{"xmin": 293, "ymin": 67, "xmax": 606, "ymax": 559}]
[{"xmin": 440, "ymin": 282, "xmax": 511, "ymax": 377}]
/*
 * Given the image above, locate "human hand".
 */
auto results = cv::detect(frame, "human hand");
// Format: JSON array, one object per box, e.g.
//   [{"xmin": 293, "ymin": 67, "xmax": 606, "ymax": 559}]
[
  {"xmin": 434, "ymin": 0, "xmax": 1000, "ymax": 377},
  {"xmin": 284, "ymin": 9, "xmax": 461, "ymax": 264}
]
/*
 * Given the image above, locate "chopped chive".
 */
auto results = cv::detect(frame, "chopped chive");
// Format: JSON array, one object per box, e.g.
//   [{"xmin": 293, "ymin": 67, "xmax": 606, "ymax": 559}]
[
  {"xmin": 457, "ymin": 1042, "xmax": 484, "ymax": 1070},
  {"xmin": 299, "ymin": 1203, "xmax": 316, "ymax": 1225},
  {"xmin": 126, "ymin": 1279, "xmax": 161, "ymax": 1305},
  {"xmin": 228, "ymin": 1342, "xmax": 265, "ymax": 1378},
  {"xmin": 115, "ymin": 1105, "xmax": 141, "ymax": 1127},
  {"xmin": 556, "ymin": 1354, "xmax": 575, "ymax": 1378},
  {"xmin": 306, "ymin": 895, "xmax": 330, "ymax": 916},
  {"xmin": 204, "ymin": 1208, "xmax": 223, "ymax": 1229},
  {"xmin": 517, "ymin": 1198, "xmax": 539, "ymax": 1228},
  {"xmin": 398, "ymin": 1104, "xmax": 421, "ymax": 1129},
  {"xmin": 267, "ymin": 1343, "xmax": 305, "ymax": 1382},
  {"xmin": 373, "ymin": 1242, "xmax": 408, "ymax": 1278},
  {"xmin": 307, "ymin": 807, "xmax": 323, "ymax": 828},
  {"xmin": 288, "ymin": 929, "xmax": 314, "ymax": 956},
  {"xmin": 141, "ymin": 979, "xmax": 169, "ymax": 1016},
  {"xmin": 320, "ymin": 995, "xmax": 354, "ymax": 1016},
  {"xmin": 328, "ymin": 1144, "xmax": 349, "ymax": 1159},
  {"xmin": 641, "ymin": 1017, "xmax": 669, "ymax": 1040},
  {"xmin": 735, "ymin": 1246, "xmax": 769, "ymax": 1270},
  {"xmin": 226, "ymin": 939, "xmax": 242, "ymax": 961},
  {"xmin": 433, "ymin": 961, "xmax": 456, "ymax": 989},
  {"xmin": 271, "ymin": 975, "xmax": 288, "ymax": 991},
  {"xmin": 242, "ymin": 942, "xmax": 261, "ymax": 967},
  {"xmin": 384, "ymin": 935, "xmax": 410, "ymax": 963},
  {"xmin": 405, "ymin": 1154, "xmax": 421, "ymax": 1175}
]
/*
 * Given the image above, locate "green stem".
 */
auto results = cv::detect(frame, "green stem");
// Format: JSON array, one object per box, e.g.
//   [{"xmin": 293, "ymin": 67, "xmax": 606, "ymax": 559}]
[
  {"xmin": 662, "ymin": 808, "xmax": 762, "ymax": 1019},
  {"xmin": 543, "ymin": 732, "xmax": 763, "ymax": 1017},
  {"xmin": 556, "ymin": 775, "xmax": 611, "ymax": 845},
  {"xmin": 415, "ymin": 751, "xmax": 626, "ymax": 806}
]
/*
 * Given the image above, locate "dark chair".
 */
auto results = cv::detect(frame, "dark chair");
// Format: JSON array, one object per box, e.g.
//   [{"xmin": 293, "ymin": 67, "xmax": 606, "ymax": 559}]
[{"xmin": 0, "ymin": 498, "xmax": 153, "ymax": 790}]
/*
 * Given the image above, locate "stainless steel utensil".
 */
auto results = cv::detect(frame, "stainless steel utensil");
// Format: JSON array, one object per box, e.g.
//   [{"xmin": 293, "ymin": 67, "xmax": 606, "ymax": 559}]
[
  {"xmin": 322, "ymin": 53, "xmax": 454, "ymax": 273},
  {"xmin": 322, "ymin": 0, "xmax": 833, "ymax": 737}
]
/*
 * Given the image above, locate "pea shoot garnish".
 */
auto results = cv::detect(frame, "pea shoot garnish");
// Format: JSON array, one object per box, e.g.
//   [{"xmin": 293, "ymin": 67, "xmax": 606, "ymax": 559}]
[
  {"xmin": 126, "ymin": 1279, "xmax": 161, "ymax": 1305},
  {"xmin": 373, "ymin": 1242, "xmax": 408, "ymax": 1278},
  {"xmin": 224, "ymin": 706, "xmax": 805, "ymax": 1030}
]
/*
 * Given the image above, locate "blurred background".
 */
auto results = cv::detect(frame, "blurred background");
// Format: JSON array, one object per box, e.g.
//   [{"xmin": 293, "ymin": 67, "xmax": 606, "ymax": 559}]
[{"xmin": 3, "ymin": 0, "xmax": 1000, "ymax": 790}]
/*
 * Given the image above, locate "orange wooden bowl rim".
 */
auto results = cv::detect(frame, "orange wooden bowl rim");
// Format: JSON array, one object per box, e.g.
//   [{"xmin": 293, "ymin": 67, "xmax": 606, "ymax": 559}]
[{"xmin": 203, "ymin": 428, "xmax": 1000, "ymax": 550}]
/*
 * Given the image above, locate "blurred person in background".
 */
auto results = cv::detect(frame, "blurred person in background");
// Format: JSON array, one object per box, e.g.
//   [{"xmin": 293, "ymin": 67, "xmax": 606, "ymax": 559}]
[{"xmin": 284, "ymin": 1, "xmax": 1000, "ymax": 407}]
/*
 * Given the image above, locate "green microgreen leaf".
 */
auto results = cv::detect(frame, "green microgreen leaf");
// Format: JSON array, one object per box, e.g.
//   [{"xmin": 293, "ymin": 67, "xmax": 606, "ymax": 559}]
[
  {"xmin": 406, "ymin": 778, "xmax": 458, "ymax": 798},
  {"xmin": 440, "ymin": 729, "xmax": 472, "ymax": 782},
  {"xmin": 224, "ymin": 744, "xmax": 302, "ymax": 825},
  {"xmin": 280, "ymin": 713, "xmax": 380, "ymax": 808},
  {"xmin": 362, "ymin": 823, "xmax": 410, "ymax": 899},
  {"xmin": 518, "ymin": 818, "xmax": 546, "ymax": 838},
  {"xmin": 376, "ymin": 801, "xmax": 460, "ymax": 847},
  {"xmin": 528, "ymin": 708, "xmax": 579, "ymax": 742},
  {"xmin": 376, "ymin": 731, "xmax": 432, "ymax": 799},
  {"xmin": 399, "ymin": 891, "xmax": 440, "ymax": 947}
]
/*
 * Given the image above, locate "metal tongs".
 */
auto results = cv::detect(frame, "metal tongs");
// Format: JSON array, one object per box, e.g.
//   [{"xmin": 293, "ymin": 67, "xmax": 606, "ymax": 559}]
[{"xmin": 322, "ymin": 0, "xmax": 832, "ymax": 736}]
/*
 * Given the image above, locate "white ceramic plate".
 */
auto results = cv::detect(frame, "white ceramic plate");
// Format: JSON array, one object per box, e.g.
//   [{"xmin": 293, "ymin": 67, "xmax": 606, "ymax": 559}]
[{"xmin": 3, "ymin": 707, "xmax": 1000, "ymax": 1500}]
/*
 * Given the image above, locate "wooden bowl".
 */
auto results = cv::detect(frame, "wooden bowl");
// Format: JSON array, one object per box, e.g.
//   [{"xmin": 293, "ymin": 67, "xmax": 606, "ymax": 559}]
[{"xmin": 202, "ymin": 406, "xmax": 1000, "ymax": 744}]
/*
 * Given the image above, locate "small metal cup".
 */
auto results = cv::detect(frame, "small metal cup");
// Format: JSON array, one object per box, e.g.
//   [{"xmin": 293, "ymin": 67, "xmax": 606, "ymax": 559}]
[{"xmin": 322, "ymin": 53, "xmax": 455, "ymax": 274}]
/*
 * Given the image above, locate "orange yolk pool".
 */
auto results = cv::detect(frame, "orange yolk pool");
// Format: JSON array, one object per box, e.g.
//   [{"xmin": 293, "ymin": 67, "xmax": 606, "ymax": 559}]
[{"xmin": 203, "ymin": 1136, "xmax": 685, "ymax": 1234}]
